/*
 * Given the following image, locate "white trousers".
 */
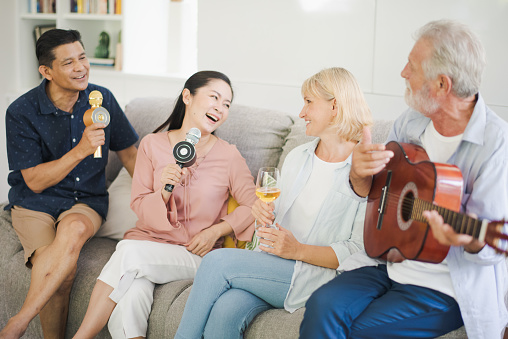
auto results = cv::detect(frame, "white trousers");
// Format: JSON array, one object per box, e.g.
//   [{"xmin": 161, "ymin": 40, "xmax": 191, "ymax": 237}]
[{"xmin": 97, "ymin": 239, "xmax": 203, "ymax": 339}]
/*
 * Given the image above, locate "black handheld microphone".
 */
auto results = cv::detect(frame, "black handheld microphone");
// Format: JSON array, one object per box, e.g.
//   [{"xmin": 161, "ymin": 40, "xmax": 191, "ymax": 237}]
[{"xmin": 164, "ymin": 127, "xmax": 201, "ymax": 192}]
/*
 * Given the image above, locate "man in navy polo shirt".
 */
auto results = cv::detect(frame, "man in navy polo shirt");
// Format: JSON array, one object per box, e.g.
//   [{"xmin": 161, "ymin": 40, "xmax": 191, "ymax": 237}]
[{"xmin": 1, "ymin": 29, "xmax": 138, "ymax": 338}]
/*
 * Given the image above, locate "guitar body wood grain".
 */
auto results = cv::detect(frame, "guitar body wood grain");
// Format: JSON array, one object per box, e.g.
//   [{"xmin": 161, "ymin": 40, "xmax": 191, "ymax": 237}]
[{"xmin": 364, "ymin": 142, "xmax": 463, "ymax": 263}]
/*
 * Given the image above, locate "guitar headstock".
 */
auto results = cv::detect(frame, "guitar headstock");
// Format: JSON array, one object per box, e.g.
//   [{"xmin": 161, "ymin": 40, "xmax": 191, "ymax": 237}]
[{"xmin": 484, "ymin": 221, "xmax": 508, "ymax": 255}]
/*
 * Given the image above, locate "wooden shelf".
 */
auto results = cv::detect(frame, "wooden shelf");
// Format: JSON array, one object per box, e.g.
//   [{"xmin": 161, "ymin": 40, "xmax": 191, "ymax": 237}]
[
  {"xmin": 20, "ymin": 13, "xmax": 57, "ymax": 20},
  {"xmin": 63, "ymin": 13, "xmax": 122, "ymax": 21}
]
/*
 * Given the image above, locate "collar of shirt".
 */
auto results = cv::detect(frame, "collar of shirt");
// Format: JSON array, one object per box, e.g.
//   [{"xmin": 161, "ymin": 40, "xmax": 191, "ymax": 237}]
[{"xmin": 36, "ymin": 78, "xmax": 89, "ymax": 116}]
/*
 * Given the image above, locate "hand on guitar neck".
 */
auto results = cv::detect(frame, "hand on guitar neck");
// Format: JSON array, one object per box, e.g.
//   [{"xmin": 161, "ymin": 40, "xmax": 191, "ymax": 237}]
[
  {"xmin": 350, "ymin": 127, "xmax": 394, "ymax": 197},
  {"xmin": 423, "ymin": 210, "xmax": 485, "ymax": 254},
  {"xmin": 364, "ymin": 141, "xmax": 508, "ymax": 263}
]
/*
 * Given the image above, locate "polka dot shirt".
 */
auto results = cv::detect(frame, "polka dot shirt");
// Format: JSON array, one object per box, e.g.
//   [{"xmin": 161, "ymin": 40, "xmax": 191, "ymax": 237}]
[{"xmin": 5, "ymin": 79, "xmax": 138, "ymax": 219}]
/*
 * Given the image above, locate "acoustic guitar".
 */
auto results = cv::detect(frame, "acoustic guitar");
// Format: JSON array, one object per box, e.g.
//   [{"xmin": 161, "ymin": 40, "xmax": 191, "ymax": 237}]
[{"xmin": 364, "ymin": 141, "xmax": 507, "ymax": 263}]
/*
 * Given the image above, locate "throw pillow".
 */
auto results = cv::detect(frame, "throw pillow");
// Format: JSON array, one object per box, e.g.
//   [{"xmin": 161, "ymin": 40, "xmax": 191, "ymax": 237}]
[
  {"xmin": 95, "ymin": 167, "xmax": 138, "ymax": 240},
  {"xmin": 277, "ymin": 118, "xmax": 316, "ymax": 170},
  {"xmin": 223, "ymin": 195, "xmax": 247, "ymax": 249}
]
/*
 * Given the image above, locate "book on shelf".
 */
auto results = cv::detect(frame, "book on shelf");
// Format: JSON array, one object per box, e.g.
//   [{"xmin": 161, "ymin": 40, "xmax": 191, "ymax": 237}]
[
  {"xmin": 28, "ymin": 0, "xmax": 56, "ymax": 13},
  {"xmin": 88, "ymin": 57, "xmax": 115, "ymax": 67},
  {"xmin": 34, "ymin": 25, "xmax": 56, "ymax": 43},
  {"xmin": 70, "ymin": 0, "xmax": 77, "ymax": 13},
  {"xmin": 98, "ymin": 0, "xmax": 108, "ymax": 14},
  {"xmin": 29, "ymin": 0, "xmax": 38, "ymax": 13},
  {"xmin": 71, "ymin": 0, "xmax": 121, "ymax": 14}
]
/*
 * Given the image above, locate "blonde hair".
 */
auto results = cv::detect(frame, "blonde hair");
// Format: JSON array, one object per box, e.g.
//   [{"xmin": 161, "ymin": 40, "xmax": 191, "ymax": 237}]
[{"xmin": 301, "ymin": 67, "xmax": 373, "ymax": 142}]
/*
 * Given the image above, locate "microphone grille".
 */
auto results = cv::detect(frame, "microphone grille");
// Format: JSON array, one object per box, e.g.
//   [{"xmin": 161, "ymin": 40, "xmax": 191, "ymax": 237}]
[{"xmin": 186, "ymin": 128, "xmax": 201, "ymax": 145}]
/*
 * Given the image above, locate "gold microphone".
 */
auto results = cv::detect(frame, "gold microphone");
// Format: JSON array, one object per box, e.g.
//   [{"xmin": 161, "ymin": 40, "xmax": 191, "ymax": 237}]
[{"xmin": 83, "ymin": 90, "xmax": 110, "ymax": 158}]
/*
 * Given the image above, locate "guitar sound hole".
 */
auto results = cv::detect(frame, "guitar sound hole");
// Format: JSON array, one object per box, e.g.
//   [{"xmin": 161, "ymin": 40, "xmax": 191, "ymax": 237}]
[{"xmin": 401, "ymin": 192, "xmax": 415, "ymax": 222}]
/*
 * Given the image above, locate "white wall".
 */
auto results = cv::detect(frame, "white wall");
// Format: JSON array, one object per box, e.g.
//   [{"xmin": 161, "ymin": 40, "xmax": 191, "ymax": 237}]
[
  {"xmin": 1, "ymin": 0, "xmax": 508, "ymax": 202},
  {"xmin": 197, "ymin": 0, "xmax": 508, "ymax": 119}
]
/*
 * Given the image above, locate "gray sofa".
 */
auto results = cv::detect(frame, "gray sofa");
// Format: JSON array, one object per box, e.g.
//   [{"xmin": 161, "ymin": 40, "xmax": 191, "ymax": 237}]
[{"xmin": 0, "ymin": 97, "xmax": 468, "ymax": 338}]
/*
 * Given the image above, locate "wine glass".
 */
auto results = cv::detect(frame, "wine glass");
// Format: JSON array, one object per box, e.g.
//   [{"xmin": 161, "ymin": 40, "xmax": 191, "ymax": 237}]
[{"xmin": 255, "ymin": 167, "xmax": 281, "ymax": 229}]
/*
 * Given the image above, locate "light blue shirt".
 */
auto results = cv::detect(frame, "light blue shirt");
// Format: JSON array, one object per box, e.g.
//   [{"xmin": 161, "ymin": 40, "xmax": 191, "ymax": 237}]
[
  {"xmin": 343, "ymin": 94, "xmax": 508, "ymax": 339},
  {"xmin": 276, "ymin": 139, "xmax": 366, "ymax": 312},
  {"xmin": 386, "ymin": 94, "xmax": 508, "ymax": 339}
]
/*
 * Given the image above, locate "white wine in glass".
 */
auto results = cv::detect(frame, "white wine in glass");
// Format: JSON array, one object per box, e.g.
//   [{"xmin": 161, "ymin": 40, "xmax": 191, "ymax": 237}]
[{"xmin": 255, "ymin": 167, "xmax": 281, "ymax": 229}]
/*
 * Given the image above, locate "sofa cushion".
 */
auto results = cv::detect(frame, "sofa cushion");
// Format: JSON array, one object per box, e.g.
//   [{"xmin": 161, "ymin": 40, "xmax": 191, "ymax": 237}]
[
  {"xmin": 162, "ymin": 284, "xmax": 305, "ymax": 339},
  {"xmin": 96, "ymin": 168, "xmax": 138, "ymax": 240},
  {"xmin": 148, "ymin": 279, "xmax": 194, "ymax": 338},
  {"xmin": 245, "ymin": 308, "xmax": 305, "ymax": 338},
  {"xmin": 0, "ymin": 204, "xmax": 22, "ymax": 259},
  {"xmin": 277, "ymin": 118, "xmax": 316, "ymax": 169},
  {"xmin": 370, "ymin": 120, "xmax": 394, "ymax": 144},
  {"xmin": 106, "ymin": 97, "xmax": 177, "ymax": 186},
  {"xmin": 215, "ymin": 104, "xmax": 294, "ymax": 178}
]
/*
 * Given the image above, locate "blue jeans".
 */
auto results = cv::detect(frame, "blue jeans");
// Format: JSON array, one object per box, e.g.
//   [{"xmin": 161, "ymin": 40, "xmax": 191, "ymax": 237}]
[
  {"xmin": 300, "ymin": 265, "xmax": 463, "ymax": 339},
  {"xmin": 175, "ymin": 248, "xmax": 295, "ymax": 339}
]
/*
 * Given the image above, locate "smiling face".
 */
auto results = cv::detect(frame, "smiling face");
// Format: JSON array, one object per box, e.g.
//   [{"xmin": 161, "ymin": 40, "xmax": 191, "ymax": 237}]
[
  {"xmin": 40, "ymin": 41, "xmax": 90, "ymax": 94},
  {"xmin": 299, "ymin": 92, "xmax": 336, "ymax": 138},
  {"xmin": 182, "ymin": 79, "xmax": 233, "ymax": 135}
]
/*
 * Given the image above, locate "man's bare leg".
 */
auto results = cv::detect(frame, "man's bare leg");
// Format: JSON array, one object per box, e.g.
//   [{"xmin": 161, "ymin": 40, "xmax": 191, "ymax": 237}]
[
  {"xmin": 39, "ymin": 265, "xmax": 77, "ymax": 339},
  {"xmin": 0, "ymin": 214, "xmax": 94, "ymax": 339}
]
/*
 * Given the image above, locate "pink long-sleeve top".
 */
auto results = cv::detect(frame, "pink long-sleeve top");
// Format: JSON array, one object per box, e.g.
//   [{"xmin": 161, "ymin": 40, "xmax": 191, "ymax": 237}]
[{"xmin": 124, "ymin": 132, "xmax": 256, "ymax": 247}]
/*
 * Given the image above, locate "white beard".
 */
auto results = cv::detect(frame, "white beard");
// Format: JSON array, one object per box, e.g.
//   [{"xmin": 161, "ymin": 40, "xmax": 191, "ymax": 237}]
[{"xmin": 404, "ymin": 80, "xmax": 439, "ymax": 116}]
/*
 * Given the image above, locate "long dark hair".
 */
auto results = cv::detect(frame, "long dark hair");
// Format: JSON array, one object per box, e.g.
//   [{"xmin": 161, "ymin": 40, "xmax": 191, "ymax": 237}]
[{"xmin": 153, "ymin": 71, "xmax": 233, "ymax": 133}]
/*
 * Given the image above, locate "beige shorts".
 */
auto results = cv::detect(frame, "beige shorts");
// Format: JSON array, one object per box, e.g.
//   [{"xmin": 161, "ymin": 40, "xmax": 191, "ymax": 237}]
[{"xmin": 11, "ymin": 203, "xmax": 102, "ymax": 267}]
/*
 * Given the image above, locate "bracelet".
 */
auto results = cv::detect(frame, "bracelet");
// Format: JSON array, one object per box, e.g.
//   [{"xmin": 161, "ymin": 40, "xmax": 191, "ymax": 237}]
[{"xmin": 349, "ymin": 178, "xmax": 364, "ymax": 198}]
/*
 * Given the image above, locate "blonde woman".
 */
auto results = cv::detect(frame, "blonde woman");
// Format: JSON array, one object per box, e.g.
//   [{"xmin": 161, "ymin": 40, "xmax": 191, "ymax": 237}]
[{"xmin": 175, "ymin": 67, "xmax": 373, "ymax": 339}]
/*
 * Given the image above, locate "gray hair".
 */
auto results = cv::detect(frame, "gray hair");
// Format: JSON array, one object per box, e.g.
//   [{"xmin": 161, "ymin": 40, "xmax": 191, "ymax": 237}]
[{"xmin": 415, "ymin": 20, "xmax": 486, "ymax": 98}]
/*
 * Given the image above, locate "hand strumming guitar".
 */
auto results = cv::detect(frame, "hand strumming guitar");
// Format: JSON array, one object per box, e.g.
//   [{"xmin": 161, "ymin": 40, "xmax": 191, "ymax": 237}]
[{"xmin": 350, "ymin": 127, "xmax": 394, "ymax": 197}]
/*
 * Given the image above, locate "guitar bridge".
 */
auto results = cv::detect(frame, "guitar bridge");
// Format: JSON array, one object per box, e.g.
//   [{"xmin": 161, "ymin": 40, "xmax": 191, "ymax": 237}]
[{"xmin": 377, "ymin": 170, "xmax": 392, "ymax": 230}]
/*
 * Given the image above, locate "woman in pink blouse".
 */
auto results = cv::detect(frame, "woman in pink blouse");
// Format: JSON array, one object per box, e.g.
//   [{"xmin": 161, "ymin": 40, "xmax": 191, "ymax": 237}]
[{"xmin": 73, "ymin": 71, "xmax": 257, "ymax": 339}]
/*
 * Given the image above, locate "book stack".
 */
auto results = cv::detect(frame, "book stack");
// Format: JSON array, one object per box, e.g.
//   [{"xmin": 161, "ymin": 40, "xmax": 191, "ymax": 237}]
[
  {"xmin": 70, "ymin": 0, "xmax": 121, "ymax": 14},
  {"xmin": 88, "ymin": 57, "xmax": 115, "ymax": 67},
  {"xmin": 28, "ymin": 0, "xmax": 56, "ymax": 13}
]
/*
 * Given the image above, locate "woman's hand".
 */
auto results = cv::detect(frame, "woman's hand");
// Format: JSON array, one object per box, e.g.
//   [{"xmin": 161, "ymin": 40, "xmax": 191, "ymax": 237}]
[
  {"xmin": 251, "ymin": 199, "xmax": 275, "ymax": 227},
  {"xmin": 257, "ymin": 224, "xmax": 302, "ymax": 260},
  {"xmin": 185, "ymin": 227, "xmax": 220, "ymax": 257},
  {"xmin": 160, "ymin": 164, "xmax": 188, "ymax": 201},
  {"xmin": 185, "ymin": 221, "xmax": 233, "ymax": 257}
]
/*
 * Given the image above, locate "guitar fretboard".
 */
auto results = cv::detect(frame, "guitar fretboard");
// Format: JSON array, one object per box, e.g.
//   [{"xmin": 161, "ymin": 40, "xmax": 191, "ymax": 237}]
[{"xmin": 409, "ymin": 197, "xmax": 483, "ymax": 239}]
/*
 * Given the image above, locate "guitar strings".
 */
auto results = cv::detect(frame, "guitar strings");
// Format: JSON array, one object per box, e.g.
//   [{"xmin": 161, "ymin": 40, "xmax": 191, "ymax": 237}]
[{"xmin": 377, "ymin": 191, "xmax": 481, "ymax": 237}]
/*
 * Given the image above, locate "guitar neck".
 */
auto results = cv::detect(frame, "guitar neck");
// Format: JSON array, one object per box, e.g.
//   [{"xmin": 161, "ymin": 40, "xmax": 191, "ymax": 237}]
[{"xmin": 411, "ymin": 198, "xmax": 488, "ymax": 241}]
